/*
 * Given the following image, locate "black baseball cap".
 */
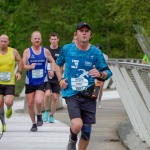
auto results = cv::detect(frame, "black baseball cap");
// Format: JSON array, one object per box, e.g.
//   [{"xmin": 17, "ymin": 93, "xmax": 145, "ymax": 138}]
[{"xmin": 76, "ymin": 22, "xmax": 91, "ymax": 31}]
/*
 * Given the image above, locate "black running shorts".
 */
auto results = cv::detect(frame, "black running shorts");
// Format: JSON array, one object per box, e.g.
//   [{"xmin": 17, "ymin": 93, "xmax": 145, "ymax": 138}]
[
  {"xmin": 65, "ymin": 94, "xmax": 97, "ymax": 124},
  {"xmin": 0, "ymin": 84, "xmax": 15, "ymax": 96},
  {"xmin": 46, "ymin": 82, "xmax": 60, "ymax": 93},
  {"xmin": 25, "ymin": 82, "xmax": 47, "ymax": 94}
]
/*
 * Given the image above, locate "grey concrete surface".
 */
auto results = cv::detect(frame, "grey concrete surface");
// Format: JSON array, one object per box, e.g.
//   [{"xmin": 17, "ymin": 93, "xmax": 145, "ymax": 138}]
[
  {"xmin": 0, "ymin": 100, "xmax": 69, "ymax": 150},
  {"xmin": 0, "ymin": 93, "xmax": 140, "ymax": 150},
  {"xmin": 118, "ymin": 120, "xmax": 149, "ymax": 150}
]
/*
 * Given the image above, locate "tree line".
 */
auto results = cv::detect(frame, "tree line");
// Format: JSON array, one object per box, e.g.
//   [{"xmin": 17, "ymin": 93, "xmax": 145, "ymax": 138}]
[{"xmin": 0, "ymin": 0, "xmax": 149, "ymax": 58}]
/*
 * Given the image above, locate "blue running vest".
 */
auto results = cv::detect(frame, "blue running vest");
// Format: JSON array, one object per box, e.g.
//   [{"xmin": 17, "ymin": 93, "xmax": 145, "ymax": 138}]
[{"xmin": 25, "ymin": 47, "xmax": 48, "ymax": 86}]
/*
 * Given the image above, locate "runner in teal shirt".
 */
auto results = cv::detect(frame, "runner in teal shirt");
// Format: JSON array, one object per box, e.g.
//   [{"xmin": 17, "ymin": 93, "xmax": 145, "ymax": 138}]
[
  {"xmin": 56, "ymin": 42, "xmax": 112, "ymax": 98},
  {"xmin": 56, "ymin": 22, "xmax": 112, "ymax": 150}
]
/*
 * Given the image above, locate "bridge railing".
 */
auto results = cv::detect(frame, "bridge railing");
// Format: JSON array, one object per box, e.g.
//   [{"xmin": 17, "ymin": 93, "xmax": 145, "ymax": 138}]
[
  {"xmin": 108, "ymin": 61, "xmax": 150, "ymax": 147},
  {"xmin": 109, "ymin": 58, "xmax": 142, "ymax": 63},
  {"xmin": 103, "ymin": 59, "xmax": 142, "ymax": 90}
]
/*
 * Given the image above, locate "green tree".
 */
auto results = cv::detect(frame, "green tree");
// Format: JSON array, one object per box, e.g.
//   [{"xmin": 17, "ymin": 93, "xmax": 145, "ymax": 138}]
[{"xmin": 0, "ymin": 0, "xmax": 149, "ymax": 58}]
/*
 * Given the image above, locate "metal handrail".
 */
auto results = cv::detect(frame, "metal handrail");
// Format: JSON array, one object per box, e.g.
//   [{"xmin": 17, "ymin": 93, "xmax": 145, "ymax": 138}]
[
  {"xmin": 109, "ymin": 61, "xmax": 150, "ymax": 147},
  {"xmin": 109, "ymin": 61, "xmax": 150, "ymax": 69}
]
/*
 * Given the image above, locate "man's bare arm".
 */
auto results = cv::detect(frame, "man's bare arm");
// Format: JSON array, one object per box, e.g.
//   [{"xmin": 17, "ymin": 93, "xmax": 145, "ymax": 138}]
[
  {"xmin": 14, "ymin": 49, "xmax": 23, "ymax": 72},
  {"xmin": 13, "ymin": 49, "xmax": 22, "ymax": 80},
  {"xmin": 55, "ymin": 64, "xmax": 63, "ymax": 81},
  {"xmin": 55, "ymin": 64, "xmax": 68, "ymax": 89},
  {"xmin": 45, "ymin": 48, "xmax": 55, "ymax": 71},
  {"xmin": 22, "ymin": 49, "xmax": 36, "ymax": 70}
]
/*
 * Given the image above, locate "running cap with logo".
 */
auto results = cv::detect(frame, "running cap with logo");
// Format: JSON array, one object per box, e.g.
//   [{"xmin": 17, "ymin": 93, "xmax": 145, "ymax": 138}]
[{"xmin": 76, "ymin": 22, "xmax": 91, "ymax": 31}]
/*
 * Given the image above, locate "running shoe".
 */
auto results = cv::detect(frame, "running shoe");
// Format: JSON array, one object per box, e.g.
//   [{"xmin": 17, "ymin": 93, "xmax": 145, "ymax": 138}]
[
  {"xmin": 98, "ymin": 104, "xmax": 102, "ymax": 109},
  {"xmin": 66, "ymin": 136, "xmax": 77, "ymax": 150},
  {"xmin": 42, "ymin": 111, "xmax": 49, "ymax": 122},
  {"xmin": 49, "ymin": 115, "xmax": 54, "ymax": 123},
  {"xmin": 3, "ymin": 124, "xmax": 6, "ymax": 132},
  {"xmin": 6, "ymin": 107, "xmax": 12, "ymax": 118},
  {"xmin": 37, "ymin": 114, "xmax": 43, "ymax": 126},
  {"xmin": 30, "ymin": 124, "xmax": 37, "ymax": 132}
]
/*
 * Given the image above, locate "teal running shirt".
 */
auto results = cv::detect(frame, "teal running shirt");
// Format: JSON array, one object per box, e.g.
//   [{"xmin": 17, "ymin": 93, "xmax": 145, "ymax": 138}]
[{"xmin": 56, "ymin": 42, "xmax": 112, "ymax": 98}]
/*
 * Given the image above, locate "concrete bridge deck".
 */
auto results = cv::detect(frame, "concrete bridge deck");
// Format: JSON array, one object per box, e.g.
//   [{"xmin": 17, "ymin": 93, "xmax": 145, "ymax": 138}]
[{"xmin": 0, "ymin": 90, "xmax": 148, "ymax": 150}]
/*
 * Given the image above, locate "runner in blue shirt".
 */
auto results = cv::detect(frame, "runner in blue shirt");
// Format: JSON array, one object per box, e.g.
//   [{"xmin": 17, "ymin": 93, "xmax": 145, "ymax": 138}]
[
  {"xmin": 56, "ymin": 22, "xmax": 112, "ymax": 150},
  {"xmin": 23, "ymin": 31, "xmax": 55, "ymax": 132}
]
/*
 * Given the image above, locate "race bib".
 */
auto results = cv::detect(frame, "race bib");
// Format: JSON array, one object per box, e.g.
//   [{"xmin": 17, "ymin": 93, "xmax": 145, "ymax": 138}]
[
  {"xmin": 71, "ymin": 78, "xmax": 88, "ymax": 91},
  {"xmin": 47, "ymin": 63, "xmax": 51, "ymax": 70},
  {"xmin": 32, "ymin": 69, "xmax": 43, "ymax": 78},
  {"xmin": 0, "ymin": 72, "xmax": 11, "ymax": 81}
]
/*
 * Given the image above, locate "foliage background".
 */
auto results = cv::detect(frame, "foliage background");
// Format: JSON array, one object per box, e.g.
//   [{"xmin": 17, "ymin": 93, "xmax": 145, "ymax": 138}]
[
  {"xmin": 0, "ymin": 0, "xmax": 150, "ymax": 95},
  {"xmin": 0, "ymin": 0, "xmax": 150, "ymax": 58}
]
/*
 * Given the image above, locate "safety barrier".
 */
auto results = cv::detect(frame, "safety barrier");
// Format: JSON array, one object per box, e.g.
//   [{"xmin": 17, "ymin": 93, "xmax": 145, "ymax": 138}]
[
  {"xmin": 103, "ymin": 59, "xmax": 142, "ymax": 90},
  {"xmin": 109, "ymin": 58, "xmax": 142, "ymax": 63},
  {"xmin": 109, "ymin": 61, "xmax": 150, "ymax": 147}
]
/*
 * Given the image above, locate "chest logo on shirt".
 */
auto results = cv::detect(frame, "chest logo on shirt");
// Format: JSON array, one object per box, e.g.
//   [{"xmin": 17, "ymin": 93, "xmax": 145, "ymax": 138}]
[
  {"xmin": 31, "ymin": 54, "xmax": 35, "ymax": 59},
  {"xmin": 90, "ymin": 56, "xmax": 94, "ymax": 59},
  {"xmin": 71, "ymin": 59, "xmax": 79, "ymax": 69},
  {"xmin": 85, "ymin": 61, "xmax": 92, "ymax": 67}
]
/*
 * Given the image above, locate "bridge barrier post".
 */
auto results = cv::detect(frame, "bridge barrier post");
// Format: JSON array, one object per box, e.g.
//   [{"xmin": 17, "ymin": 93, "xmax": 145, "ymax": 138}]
[{"xmin": 109, "ymin": 62, "xmax": 150, "ymax": 147}]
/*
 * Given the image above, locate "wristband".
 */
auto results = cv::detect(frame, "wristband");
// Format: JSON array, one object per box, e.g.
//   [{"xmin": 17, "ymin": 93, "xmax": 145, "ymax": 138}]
[
  {"xmin": 17, "ymin": 71, "xmax": 22, "ymax": 75},
  {"xmin": 58, "ymin": 78, "xmax": 64, "ymax": 84},
  {"xmin": 99, "ymin": 72, "xmax": 102, "ymax": 77}
]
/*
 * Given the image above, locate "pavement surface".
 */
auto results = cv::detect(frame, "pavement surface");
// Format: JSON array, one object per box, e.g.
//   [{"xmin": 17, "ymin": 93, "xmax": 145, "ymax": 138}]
[
  {"xmin": 118, "ymin": 120, "xmax": 149, "ymax": 150},
  {"xmin": 0, "ymin": 90, "xmax": 148, "ymax": 150}
]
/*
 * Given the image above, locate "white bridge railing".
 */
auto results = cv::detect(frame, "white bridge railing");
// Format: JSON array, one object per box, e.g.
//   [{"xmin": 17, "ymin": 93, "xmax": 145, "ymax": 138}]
[
  {"xmin": 102, "ymin": 58, "xmax": 142, "ymax": 90},
  {"xmin": 108, "ymin": 61, "xmax": 150, "ymax": 147}
]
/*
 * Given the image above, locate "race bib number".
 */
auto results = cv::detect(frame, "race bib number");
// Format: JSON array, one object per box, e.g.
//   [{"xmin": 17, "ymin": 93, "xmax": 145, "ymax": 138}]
[
  {"xmin": 71, "ymin": 78, "xmax": 88, "ymax": 91},
  {"xmin": 0, "ymin": 72, "xmax": 11, "ymax": 81},
  {"xmin": 32, "ymin": 69, "xmax": 43, "ymax": 78}
]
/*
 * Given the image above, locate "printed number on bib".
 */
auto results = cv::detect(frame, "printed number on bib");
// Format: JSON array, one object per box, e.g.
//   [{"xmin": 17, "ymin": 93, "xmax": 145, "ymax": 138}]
[
  {"xmin": 32, "ymin": 69, "xmax": 43, "ymax": 78},
  {"xmin": 71, "ymin": 78, "xmax": 88, "ymax": 91},
  {"xmin": 0, "ymin": 72, "xmax": 11, "ymax": 81}
]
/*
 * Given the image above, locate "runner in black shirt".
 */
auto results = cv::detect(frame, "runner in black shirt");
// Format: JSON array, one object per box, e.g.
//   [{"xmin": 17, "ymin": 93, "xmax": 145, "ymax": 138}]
[{"xmin": 43, "ymin": 33, "xmax": 61, "ymax": 123}]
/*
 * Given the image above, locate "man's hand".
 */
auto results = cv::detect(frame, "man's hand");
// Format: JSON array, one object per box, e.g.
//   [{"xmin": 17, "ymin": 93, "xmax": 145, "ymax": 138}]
[
  {"xmin": 89, "ymin": 65, "xmax": 107, "ymax": 79},
  {"xmin": 30, "ymin": 63, "xmax": 36, "ymax": 69},
  {"xmin": 89, "ymin": 65, "xmax": 100, "ymax": 78},
  {"xmin": 15, "ymin": 72, "xmax": 22, "ymax": 81},
  {"xmin": 59, "ymin": 78, "xmax": 68, "ymax": 89},
  {"xmin": 48, "ymin": 70, "xmax": 54, "ymax": 78}
]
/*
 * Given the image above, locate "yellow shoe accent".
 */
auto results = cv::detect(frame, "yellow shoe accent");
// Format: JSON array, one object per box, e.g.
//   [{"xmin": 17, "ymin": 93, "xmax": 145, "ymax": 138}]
[
  {"xmin": 6, "ymin": 107, "xmax": 12, "ymax": 118},
  {"xmin": 3, "ymin": 124, "xmax": 6, "ymax": 132},
  {"xmin": 98, "ymin": 104, "xmax": 102, "ymax": 109}
]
